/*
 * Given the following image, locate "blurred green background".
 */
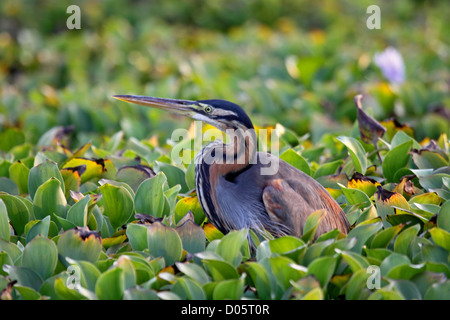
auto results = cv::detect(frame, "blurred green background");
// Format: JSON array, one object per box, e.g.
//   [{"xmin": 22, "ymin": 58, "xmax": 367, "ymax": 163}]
[{"xmin": 0, "ymin": 0, "xmax": 448, "ymax": 149}]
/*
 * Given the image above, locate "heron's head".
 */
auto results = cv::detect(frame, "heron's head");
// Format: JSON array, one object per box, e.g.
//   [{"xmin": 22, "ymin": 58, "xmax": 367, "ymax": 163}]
[{"xmin": 113, "ymin": 95, "xmax": 254, "ymax": 132}]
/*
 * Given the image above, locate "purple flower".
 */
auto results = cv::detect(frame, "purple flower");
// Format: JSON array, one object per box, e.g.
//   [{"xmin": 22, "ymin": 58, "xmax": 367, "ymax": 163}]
[{"xmin": 373, "ymin": 47, "xmax": 405, "ymax": 84}]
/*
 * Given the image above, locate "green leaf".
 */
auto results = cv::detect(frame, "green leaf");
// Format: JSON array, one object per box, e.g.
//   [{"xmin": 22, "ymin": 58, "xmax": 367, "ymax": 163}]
[
  {"xmin": 125, "ymin": 255, "xmax": 156, "ymax": 284},
  {"xmin": 269, "ymin": 256, "xmax": 303, "ymax": 290},
  {"xmin": 382, "ymin": 140, "xmax": 413, "ymax": 182},
  {"xmin": 185, "ymin": 161, "xmax": 196, "ymax": 191},
  {"xmin": 410, "ymin": 272, "xmax": 446, "ymax": 298},
  {"xmin": 99, "ymin": 178, "xmax": 135, "ymax": 198},
  {"xmin": 9, "ymin": 161, "xmax": 30, "ymax": 194},
  {"xmin": 114, "ymin": 256, "xmax": 137, "ymax": 291},
  {"xmin": 164, "ymin": 184, "xmax": 181, "ymax": 213},
  {"xmin": 316, "ymin": 229, "xmax": 341, "ymax": 242},
  {"xmin": 0, "ymin": 194, "xmax": 30, "ymax": 236},
  {"xmin": 0, "ymin": 199, "xmax": 9, "ymax": 242},
  {"xmin": 387, "ymin": 264, "xmax": 426, "ymax": 280},
  {"xmin": 0, "ymin": 239, "xmax": 21, "ymax": 264},
  {"xmin": 99, "ymin": 183, "xmax": 134, "ymax": 230},
  {"xmin": 424, "ymin": 282, "xmax": 450, "ymax": 300},
  {"xmin": 202, "ymin": 259, "xmax": 239, "ymax": 281},
  {"xmin": 0, "ymin": 160, "xmax": 11, "ymax": 177},
  {"xmin": 53, "ymin": 215, "xmax": 76, "ymax": 231},
  {"xmin": 393, "ymin": 224, "xmax": 420, "ymax": 256},
  {"xmin": 301, "ymin": 238, "xmax": 336, "ymax": 266},
  {"xmin": 392, "ymin": 280, "xmax": 422, "ymax": 300},
  {"xmin": 420, "ymin": 244, "xmax": 448, "ymax": 265},
  {"xmin": 301, "ymin": 209, "xmax": 328, "ymax": 243},
  {"xmin": 147, "ymin": 222, "xmax": 183, "ymax": 266},
  {"xmin": 95, "ymin": 267, "xmax": 124, "ymax": 300},
  {"xmin": 370, "ymin": 224, "xmax": 403, "ymax": 248},
  {"xmin": 212, "ymin": 276, "xmax": 245, "ymax": 300},
  {"xmin": 54, "ymin": 277, "xmax": 88, "ymax": 300},
  {"xmin": 337, "ymin": 136, "xmax": 367, "ymax": 174},
  {"xmin": 0, "ymin": 177, "xmax": 19, "ymax": 195},
  {"xmin": 337, "ymin": 249, "xmax": 370, "ymax": 272},
  {"xmin": 339, "ymin": 184, "xmax": 372, "ymax": 209},
  {"xmin": 172, "ymin": 277, "xmax": 206, "ymax": 300},
  {"xmin": 156, "ymin": 162, "xmax": 189, "ymax": 193},
  {"xmin": 26, "ymin": 216, "xmax": 51, "ymax": 244},
  {"xmin": 175, "ymin": 212, "xmax": 206, "ymax": 254},
  {"xmin": 268, "ymin": 236, "xmax": 305, "ymax": 253},
  {"xmin": 15, "ymin": 285, "xmax": 42, "ymax": 300},
  {"xmin": 0, "ymin": 128, "xmax": 25, "ymax": 152},
  {"xmin": 306, "ymin": 255, "xmax": 338, "ymax": 288},
  {"xmin": 364, "ymin": 247, "xmax": 392, "ymax": 262},
  {"xmin": 105, "ymin": 130, "xmax": 124, "ymax": 152},
  {"xmin": 57, "ymin": 228, "xmax": 102, "ymax": 263},
  {"xmin": 66, "ymin": 195, "xmax": 91, "ymax": 227},
  {"xmin": 216, "ymin": 229, "xmax": 248, "ymax": 267},
  {"xmin": 157, "ymin": 291, "xmax": 182, "ymax": 300},
  {"xmin": 345, "ymin": 269, "xmax": 371, "ymax": 300},
  {"xmin": 66, "ymin": 258, "xmax": 101, "ymax": 292},
  {"xmin": 134, "ymin": 172, "xmax": 166, "ymax": 218},
  {"xmin": 280, "ymin": 149, "xmax": 310, "ymax": 175},
  {"xmin": 296, "ymin": 56, "xmax": 324, "ymax": 86},
  {"xmin": 347, "ymin": 221, "xmax": 383, "ymax": 253},
  {"xmin": 2, "ymin": 265, "xmax": 43, "ymax": 291},
  {"xmin": 368, "ymin": 288, "xmax": 405, "ymax": 300},
  {"xmin": 28, "ymin": 160, "xmax": 64, "ymax": 200},
  {"xmin": 410, "ymin": 192, "xmax": 441, "ymax": 206},
  {"xmin": 437, "ymin": 201, "xmax": 450, "ymax": 232},
  {"xmin": 115, "ymin": 164, "xmax": 154, "ymax": 192},
  {"xmin": 302, "ymin": 287, "xmax": 324, "ymax": 300},
  {"xmin": 243, "ymin": 261, "xmax": 273, "ymax": 299},
  {"xmin": 313, "ymin": 160, "xmax": 344, "ymax": 179},
  {"xmin": 380, "ymin": 253, "xmax": 410, "ymax": 276},
  {"xmin": 123, "ymin": 287, "xmax": 159, "ymax": 300},
  {"xmin": 126, "ymin": 223, "xmax": 148, "ymax": 251},
  {"xmin": 425, "ymin": 262, "xmax": 450, "ymax": 277},
  {"xmin": 429, "ymin": 227, "xmax": 450, "ymax": 251},
  {"xmin": 409, "ymin": 193, "xmax": 441, "ymax": 219},
  {"xmin": 291, "ymin": 275, "xmax": 322, "ymax": 300},
  {"xmin": 386, "ymin": 214, "xmax": 424, "ymax": 230},
  {"xmin": 32, "ymin": 177, "xmax": 67, "ymax": 220},
  {"xmin": 174, "ymin": 196, "xmax": 206, "ymax": 226},
  {"xmin": 416, "ymin": 171, "xmax": 450, "ymax": 191},
  {"xmin": 390, "ymin": 131, "xmax": 419, "ymax": 149},
  {"xmin": 268, "ymin": 236, "xmax": 306, "ymax": 262},
  {"xmin": 0, "ymin": 251, "xmax": 13, "ymax": 276},
  {"xmin": 412, "ymin": 150, "xmax": 448, "ymax": 170},
  {"xmin": 176, "ymin": 262, "xmax": 211, "ymax": 285},
  {"xmin": 22, "ymin": 236, "xmax": 58, "ymax": 280}
]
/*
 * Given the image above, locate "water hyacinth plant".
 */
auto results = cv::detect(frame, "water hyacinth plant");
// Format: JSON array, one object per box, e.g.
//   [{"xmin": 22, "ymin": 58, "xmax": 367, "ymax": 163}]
[{"xmin": 0, "ymin": 97, "xmax": 449, "ymax": 300}]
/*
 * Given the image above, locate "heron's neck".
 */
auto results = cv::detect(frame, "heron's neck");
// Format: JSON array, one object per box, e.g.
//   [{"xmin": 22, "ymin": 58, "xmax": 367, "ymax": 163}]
[
  {"xmin": 224, "ymin": 127, "xmax": 257, "ymax": 170},
  {"xmin": 198, "ymin": 126, "xmax": 257, "ymax": 176},
  {"xmin": 203, "ymin": 127, "xmax": 255, "ymax": 177}
]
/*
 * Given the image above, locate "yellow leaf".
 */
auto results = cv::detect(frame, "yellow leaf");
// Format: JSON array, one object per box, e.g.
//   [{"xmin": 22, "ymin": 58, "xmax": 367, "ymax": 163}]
[{"xmin": 203, "ymin": 223, "xmax": 224, "ymax": 242}]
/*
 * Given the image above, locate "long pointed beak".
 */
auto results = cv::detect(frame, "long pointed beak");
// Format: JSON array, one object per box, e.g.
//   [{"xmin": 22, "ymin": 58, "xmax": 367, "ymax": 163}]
[{"xmin": 113, "ymin": 95, "xmax": 199, "ymax": 117}]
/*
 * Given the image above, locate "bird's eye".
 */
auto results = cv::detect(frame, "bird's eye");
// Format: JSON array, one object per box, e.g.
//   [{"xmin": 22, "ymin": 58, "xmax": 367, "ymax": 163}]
[{"xmin": 204, "ymin": 105, "xmax": 213, "ymax": 113}]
